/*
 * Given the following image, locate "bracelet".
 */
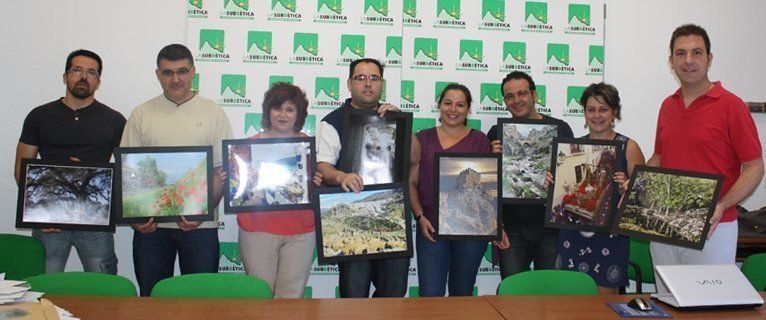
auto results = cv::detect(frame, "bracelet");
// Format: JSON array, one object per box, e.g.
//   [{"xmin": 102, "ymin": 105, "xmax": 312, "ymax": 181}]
[{"xmin": 414, "ymin": 214, "xmax": 423, "ymax": 221}]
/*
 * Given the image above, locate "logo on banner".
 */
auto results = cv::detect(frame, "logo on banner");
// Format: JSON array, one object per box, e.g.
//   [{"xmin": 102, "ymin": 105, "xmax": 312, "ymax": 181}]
[
  {"xmin": 269, "ymin": 0, "xmax": 302, "ymax": 21},
  {"xmin": 192, "ymin": 73, "xmax": 200, "ymax": 92},
  {"xmin": 385, "ymin": 36, "xmax": 402, "ymax": 68},
  {"xmin": 244, "ymin": 31, "xmax": 278, "ymax": 64},
  {"xmin": 290, "ymin": 33, "xmax": 324, "ymax": 65},
  {"xmin": 500, "ymin": 41, "xmax": 531, "ymax": 72},
  {"xmin": 479, "ymin": 0, "xmax": 510, "ymax": 30},
  {"xmin": 478, "ymin": 246, "xmax": 500, "ymax": 274},
  {"xmin": 220, "ymin": 0, "xmax": 254, "ymax": 19},
  {"xmin": 402, "ymin": 0, "xmax": 422, "ymax": 27},
  {"xmin": 312, "ymin": 77, "xmax": 341, "ymax": 109},
  {"xmin": 400, "ymin": 80, "xmax": 420, "ymax": 111},
  {"xmin": 197, "ymin": 29, "xmax": 230, "ymax": 62},
  {"xmin": 565, "ymin": 86, "xmax": 586, "ymax": 116},
  {"xmin": 432, "ymin": 81, "xmax": 451, "ymax": 113},
  {"xmin": 544, "ymin": 43, "xmax": 574, "ymax": 74},
  {"xmin": 434, "ymin": 0, "xmax": 466, "ymax": 29},
  {"xmin": 456, "ymin": 39, "xmax": 488, "ymax": 71},
  {"xmin": 314, "ymin": 0, "xmax": 348, "ymax": 24},
  {"xmin": 337, "ymin": 34, "xmax": 365, "ymax": 66},
  {"xmin": 586, "ymin": 45, "xmax": 604, "ymax": 75},
  {"xmin": 411, "ymin": 38, "xmax": 443, "ymax": 70},
  {"xmin": 218, "ymin": 242, "xmax": 244, "ymax": 273},
  {"xmin": 218, "ymin": 74, "xmax": 251, "ymax": 107},
  {"xmin": 479, "ymin": 83, "xmax": 505, "ymax": 114},
  {"xmin": 565, "ymin": 3, "xmax": 595, "ymax": 34},
  {"xmin": 413, "ymin": 118, "xmax": 436, "ymax": 133},
  {"xmin": 188, "ymin": 0, "xmax": 208, "ymax": 18},
  {"xmin": 269, "ymin": 75, "xmax": 294, "ymax": 86},
  {"xmin": 535, "ymin": 85, "xmax": 550, "ymax": 115},
  {"xmin": 380, "ymin": 79, "xmax": 388, "ymax": 103},
  {"xmin": 361, "ymin": 0, "xmax": 394, "ymax": 25},
  {"xmin": 522, "ymin": 1, "xmax": 553, "ymax": 33}
]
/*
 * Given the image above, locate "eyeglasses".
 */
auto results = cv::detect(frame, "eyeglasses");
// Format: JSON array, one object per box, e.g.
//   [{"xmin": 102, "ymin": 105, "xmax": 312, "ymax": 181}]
[
  {"xmin": 351, "ymin": 74, "xmax": 381, "ymax": 83},
  {"xmin": 159, "ymin": 67, "xmax": 193, "ymax": 78},
  {"xmin": 67, "ymin": 67, "xmax": 100, "ymax": 79}
]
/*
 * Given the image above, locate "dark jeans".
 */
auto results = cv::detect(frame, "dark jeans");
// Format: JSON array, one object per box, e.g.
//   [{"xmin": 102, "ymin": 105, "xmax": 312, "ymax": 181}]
[
  {"xmin": 133, "ymin": 228, "xmax": 220, "ymax": 296},
  {"xmin": 498, "ymin": 226, "xmax": 558, "ymax": 280},
  {"xmin": 337, "ymin": 257, "xmax": 410, "ymax": 298},
  {"xmin": 416, "ymin": 231, "xmax": 486, "ymax": 296}
]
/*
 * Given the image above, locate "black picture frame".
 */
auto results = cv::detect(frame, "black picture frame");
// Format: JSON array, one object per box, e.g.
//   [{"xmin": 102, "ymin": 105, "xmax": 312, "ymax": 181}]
[
  {"xmin": 545, "ymin": 138, "xmax": 623, "ymax": 233},
  {"xmin": 314, "ymin": 183, "xmax": 413, "ymax": 265},
  {"xmin": 16, "ymin": 159, "xmax": 116, "ymax": 232},
  {"xmin": 434, "ymin": 153, "xmax": 502, "ymax": 241},
  {"xmin": 337, "ymin": 108, "xmax": 412, "ymax": 185},
  {"xmin": 222, "ymin": 137, "xmax": 316, "ymax": 214},
  {"xmin": 612, "ymin": 165, "xmax": 724, "ymax": 250},
  {"xmin": 497, "ymin": 117, "xmax": 559, "ymax": 204},
  {"xmin": 114, "ymin": 146, "xmax": 214, "ymax": 224}
]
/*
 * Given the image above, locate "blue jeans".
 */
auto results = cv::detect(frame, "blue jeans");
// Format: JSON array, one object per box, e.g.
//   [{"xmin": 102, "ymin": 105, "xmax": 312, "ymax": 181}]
[
  {"xmin": 416, "ymin": 232, "xmax": 486, "ymax": 296},
  {"xmin": 133, "ymin": 228, "xmax": 219, "ymax": 296},
  {"xmin": 337, "ymin": 257, "xmax": 410, "ymax": 298},
  {"xmin": 32, "ymin": 229, "xmax": 117, "ymax": 274},
  {"xmin": 498, "ymin": 226, "xmax": 558, "ymax": 280}
]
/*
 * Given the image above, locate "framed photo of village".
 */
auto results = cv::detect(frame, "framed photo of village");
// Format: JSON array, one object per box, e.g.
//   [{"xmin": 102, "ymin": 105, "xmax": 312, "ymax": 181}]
[
  {"xmin": 314, "ymin": 183, "xmax": 413, "ymax": 265},
  {"xmin": 16, "ymin": 159, "xmax": 115, "ymax": 232},
  {"xmin": 434, "ymin": 153, "xmax": 501, "ymax": 241},
  {"xmin": 337, "ymin": 108, "xmax": 412, "ymax": 185},
  {"xmin": 613, "ymin": 165, "xmax": 723, "ymax": 250},
  {"xmin": 545, "ymin": 138, "xmax": 622, "ymax": 233},
  {"xmin": 114, "ymin": 146, "xmax": 214, "ymax": 224},
  {"xmin": 497, "ymin": 117, "xmax": 558, "ymax": 204},
  {"xmin": 222, "ymin": 137, "xmax": 315, "ymax": 213}
]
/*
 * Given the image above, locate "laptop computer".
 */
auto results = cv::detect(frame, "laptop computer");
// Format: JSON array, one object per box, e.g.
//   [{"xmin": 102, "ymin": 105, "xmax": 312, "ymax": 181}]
[{"xmin": 651, "ymin": 264, "xmax": 764, "ymax": 309}]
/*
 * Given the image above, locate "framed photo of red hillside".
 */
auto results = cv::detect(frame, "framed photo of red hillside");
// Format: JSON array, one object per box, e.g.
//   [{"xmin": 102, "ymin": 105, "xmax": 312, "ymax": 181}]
[
  {"xmin": 434, "ymin": 153, "xmax": 501, "ymax": 241},
  {"xmin": 114, "ymin": 146, "xmax": 214, "ymax": 224}
]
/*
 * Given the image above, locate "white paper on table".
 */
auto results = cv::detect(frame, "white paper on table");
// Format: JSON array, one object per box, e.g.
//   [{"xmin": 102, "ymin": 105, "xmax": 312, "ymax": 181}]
[
  {"xmin": 0, "ymin": 286, "xmax": 29, "ymax": 295},
  {"xmin": 16, "ymin": 291, "xmax": 44, "ymax": 303},
  {"xmin": 0, "ymin": 280, "xmax": 26, "ymax": 290}
]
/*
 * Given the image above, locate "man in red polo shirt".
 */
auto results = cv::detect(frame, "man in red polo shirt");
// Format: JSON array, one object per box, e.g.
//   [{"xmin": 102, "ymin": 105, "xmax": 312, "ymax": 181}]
[{"xmin": 648, "ymin": 24, "xmax": 763, "ymax": 265}]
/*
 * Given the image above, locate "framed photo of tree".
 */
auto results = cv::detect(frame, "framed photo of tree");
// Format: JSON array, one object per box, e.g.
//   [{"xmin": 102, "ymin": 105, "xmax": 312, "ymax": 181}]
[
  {"xmin": 497, "ymin": 117, "xmax": 558, "ymax": 204},
  {"xmin": 16, "ymin": 159, "xmax": 115, "ymax": 231},
  {"xmin": 612, "ymin": 165, "xmax": 724, "ymax": 250},
  {"xmin": 114, "ymin": 146, "xmax": 214, "ymax": 224}
]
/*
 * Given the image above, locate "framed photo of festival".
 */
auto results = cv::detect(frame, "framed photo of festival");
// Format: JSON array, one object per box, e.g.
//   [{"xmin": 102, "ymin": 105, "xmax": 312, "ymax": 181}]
[{"xmin": 497, "ymin": 117, "xmax": 558, "ymax": 204}]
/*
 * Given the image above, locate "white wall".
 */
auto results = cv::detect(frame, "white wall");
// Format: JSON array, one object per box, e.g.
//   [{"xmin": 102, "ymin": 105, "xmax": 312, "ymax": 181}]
[{"xmin": 1, "ymin": 0, "xmax": 764, "ymax": 280}]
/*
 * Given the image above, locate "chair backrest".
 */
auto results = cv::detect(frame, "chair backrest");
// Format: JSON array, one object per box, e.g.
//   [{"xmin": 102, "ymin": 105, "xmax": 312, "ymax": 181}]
[
  {"xmin": 627, "ymin": 238, "xmax": 655, "ymax": 287},
  {"xmin": 742, "ymin": 253, "xmax": 766, "ymax": 291},
  {"xmin": 497, "ymin": 270, "xmax": 598, "ymax": 295},
  {"xmin": 150, "ymin": 273, "xmax": 272, "ymax": 298},
  {"xmin": 24, "ymin": 272, "xmax": 137, "ymax": 297},
  {"xmin": 0, "ymin": 234, "xmax": 45, "ymax": 280}
]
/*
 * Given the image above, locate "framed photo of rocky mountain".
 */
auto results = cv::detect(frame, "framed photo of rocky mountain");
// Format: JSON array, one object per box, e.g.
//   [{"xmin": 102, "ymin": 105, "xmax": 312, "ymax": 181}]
[
  {"xmin": 545, "ymin": 138, "xmax": 622, "ymax": 233},
  {"xmin": 222, "ymin": 137, "xmax": 315, "ymax": 214},
  {"xmin": 337, "ymin": 108, "xmax": 412, "ymax": 185},
  {"xmin": 314, "ymin": 183, "xmax": 413, "ymax": 265},
  {"xmin": 434, "ymin": 153, "xmax": 501, "ymax": 241},
  {"xmin": 16, "ymin": 159, "xmax": 115, "ymax": 232},
  {"xmin": 115, "ymin": 146, "xmax": 214, "ymax": 224},
  {"xmin": 612, "ymin": 165, "xmax": 723, "ymax": 250},
  {"xmin": 497, "ymin": 117, "xmax": 558, "ymax": 204}
]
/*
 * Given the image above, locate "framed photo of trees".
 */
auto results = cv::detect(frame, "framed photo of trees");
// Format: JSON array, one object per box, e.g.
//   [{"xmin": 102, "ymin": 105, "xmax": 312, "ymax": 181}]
[
  {"xmin": 114, "ymin": 146, "xmax": 214, "ymax": 224},
  {"xmin": 613, "ymin": 165, "xmax": 724, "ymax": 250},
  {"xmin": 16, "ymin": 159, "xmax": 115, "ymax": 231},
  {"xmin": 497, "ymin": 117, "xmax": 558, "ymax": 204}
]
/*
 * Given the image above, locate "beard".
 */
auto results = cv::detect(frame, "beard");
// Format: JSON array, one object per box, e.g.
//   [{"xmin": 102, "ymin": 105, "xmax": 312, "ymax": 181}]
[{"xmin": 68, "ymin": 81, "xmax": 95, "ymax": 99}]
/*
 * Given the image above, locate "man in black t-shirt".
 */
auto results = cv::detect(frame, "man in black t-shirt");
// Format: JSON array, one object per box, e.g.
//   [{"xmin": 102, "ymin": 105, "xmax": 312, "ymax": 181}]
[
  {"xmin": 486, "ymin": 71, "xmax": 573, "ymax": 280},
  {"xmin": 14, "ymin": 49, "xmax": 126, "ymax": 275}
]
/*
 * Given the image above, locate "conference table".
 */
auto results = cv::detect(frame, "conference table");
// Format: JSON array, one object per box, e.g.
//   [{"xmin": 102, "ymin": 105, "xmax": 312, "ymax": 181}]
[{"xmin": 48, "ymin": 294, "xmax": 766, "ymax": 319}]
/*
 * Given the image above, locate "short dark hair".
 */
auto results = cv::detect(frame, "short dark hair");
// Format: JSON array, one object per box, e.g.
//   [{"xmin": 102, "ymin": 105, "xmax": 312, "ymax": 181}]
[
  {"xmin": 580, "ymin": 82, "xmax": 622, "ymax": 120},
  {"xmin": 670, "ymin": 24, "xmax": 711, "ymax": 54},
  {"xmin": 348, "ymin": 58, "xmax": 384, "ymax": 79},
  {"xmin": 157, "ymin": 44, "xmax": 194, "ymax": 68},
  {"xmin": 500, "ymin": 71, "xmax": 536, "ymax": 96},
  {"xmin": 66, "ymin": 49, "xmax": 103, "ymax": 76},
  {"xmin": 261, "ymin": 82, "xmax": 309, "ymax": 132},
  {"xmin": 437, "ymin": 83, "xmax": 473, "ymax": 125}
]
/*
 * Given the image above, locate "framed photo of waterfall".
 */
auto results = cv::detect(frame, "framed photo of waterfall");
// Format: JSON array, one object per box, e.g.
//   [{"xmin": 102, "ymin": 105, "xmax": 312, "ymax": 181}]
[
  {"xmin": 497, "ymin": 117, "xmax": 558, "ymax": 204},
  {"xmin": 433, "ymin": 153, "xmax": 501, "ymax": 241},
  {"xmin": 337, "ymin": 108, "xmax": 412, "ymax": 185},
  {"xmin": 612, "ymin": 165, "xmax": 723, "ymax": 250}
]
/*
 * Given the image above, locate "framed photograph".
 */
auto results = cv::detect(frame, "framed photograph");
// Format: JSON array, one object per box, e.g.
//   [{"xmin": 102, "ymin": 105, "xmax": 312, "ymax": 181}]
[
  {"xmin": 337, "ymin": 108, "xmax": 412, "ymax": 185},
  {"xmin": 222, "ymin": 137, "xmax": 316, "ymax": 213},
  {"xmin": 314, "ymin": 183, "xmax": 413, "ymax": 265},
  {"xmin": 612, "ymin": 165, "xmax": 724, "ymax": 250},
  {"xmin": 545, "ymin": 138, "xmax": 622, "ymax": 233},
  {"xmin": 115, "ymin": 146, "xmax": 214, "ymax": 224},
  {"xmin": 497, "ymin": 117, "xmax": 558, "ymax": 204},
  {"xmin": 16, "ymin": 159, "xmax": 115, "ymax": 232},
  {"xmin": 434, "ymin": 153, "xmax": 501, "ymax": 241}
]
